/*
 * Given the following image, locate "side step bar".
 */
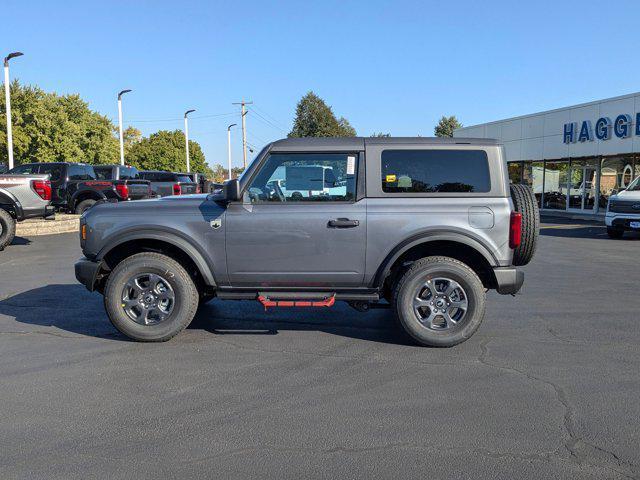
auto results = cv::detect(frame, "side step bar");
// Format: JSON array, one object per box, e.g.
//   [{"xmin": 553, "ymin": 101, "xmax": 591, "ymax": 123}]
[{"xmin": 258, "ymin": 292, "xmax": 336, "ymax": 309}]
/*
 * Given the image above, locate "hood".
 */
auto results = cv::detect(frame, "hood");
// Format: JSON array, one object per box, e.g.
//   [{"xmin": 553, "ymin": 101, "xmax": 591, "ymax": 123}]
[
  {"xmin": 84, "ymin": 193, "xmax": 225, "ymax": 219},
  {"xmin": 615, "ymin": 189, "xmax": 640, "ymax": 200}
]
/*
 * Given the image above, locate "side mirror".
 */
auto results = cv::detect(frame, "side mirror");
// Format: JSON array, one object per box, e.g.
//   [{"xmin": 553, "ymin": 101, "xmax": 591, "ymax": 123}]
[{"xmin": 224, "ymin": 178, "xmax": 240, "ymax": 201}]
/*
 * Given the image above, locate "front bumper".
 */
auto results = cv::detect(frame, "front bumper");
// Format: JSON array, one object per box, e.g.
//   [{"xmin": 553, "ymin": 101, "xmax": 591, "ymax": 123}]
[
  {"xmin": 75, "ymin": 257, "xmax": 102, "ymax": 292},
  {"xmin": 606, "ymin": 214, "xmax": 640, "ymax": 230},
  {"xmin": 493, "ymin": 267, "xmax": 524, "ymax": 295}
]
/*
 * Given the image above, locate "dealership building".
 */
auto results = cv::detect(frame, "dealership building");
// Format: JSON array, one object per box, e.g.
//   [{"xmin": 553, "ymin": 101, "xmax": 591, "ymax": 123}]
[{"xmin": 454, "ymin": 92, "xmax": 640, "ymax": 216}]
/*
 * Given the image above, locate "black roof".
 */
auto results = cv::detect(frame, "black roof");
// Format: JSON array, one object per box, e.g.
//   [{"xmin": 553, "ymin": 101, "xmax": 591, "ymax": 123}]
[{"xmin": 270, "ymin": 137, "xmax": 500, "ymax": 151}]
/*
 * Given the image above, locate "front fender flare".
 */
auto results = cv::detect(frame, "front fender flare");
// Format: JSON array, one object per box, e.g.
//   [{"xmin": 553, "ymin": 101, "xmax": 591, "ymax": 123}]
[
  {"xmin": 96, "ymin": 228, "xmax": 217, "ymax": 286},
  {"xmin": 371, "ymin": 229, "xmax": 499, "ymax": 289}
]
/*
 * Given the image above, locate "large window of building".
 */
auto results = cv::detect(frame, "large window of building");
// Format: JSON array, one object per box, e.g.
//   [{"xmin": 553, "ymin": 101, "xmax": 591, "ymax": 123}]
[
  {"xmin": 522, "ymin": 161, "xmax": 543, "ymax": 207},
  {"xmin": 542, "ymin": 161, "xmax": 569, "ymax": 210},
  {"xmin": 508, "ymin": 162, "xmax": 523, "ymax": 184},
  {"xmin": 600, "ymin": 156, "xmax": 634, "ymax": 204}
]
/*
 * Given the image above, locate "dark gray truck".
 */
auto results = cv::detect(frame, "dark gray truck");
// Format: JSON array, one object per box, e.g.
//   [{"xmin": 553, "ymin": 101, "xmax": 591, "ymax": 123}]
[
  {"xmin": 75, "ymin": 137, "xmax": 539, "ymax": 346},
  {"xmin": 138, "ymin": 171, "xmax": 198, "ymax": 197}
]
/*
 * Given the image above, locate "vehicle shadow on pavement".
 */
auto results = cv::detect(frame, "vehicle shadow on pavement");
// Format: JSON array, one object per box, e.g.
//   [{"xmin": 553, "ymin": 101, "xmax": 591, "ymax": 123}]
[
  {"xmin": 0, "ymin": 284, "xmax": 123, "ymax": 340},
  {"xmin": 189, "ymin": 301, "xmax": 414, "ymax": 346},
  {"xmin": 1, "ymin": 284, "xmax": 413, "ymax": 346},
  {"xmin": 10, "ymin": 236, "xmax": 31, "ymax": 246}
]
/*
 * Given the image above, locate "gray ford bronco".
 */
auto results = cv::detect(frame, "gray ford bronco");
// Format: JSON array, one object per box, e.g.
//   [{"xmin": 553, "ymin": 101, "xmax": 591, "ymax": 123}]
[{"xmin": 75, "ymin": 137, "xmax": 539, "ymax": 347}]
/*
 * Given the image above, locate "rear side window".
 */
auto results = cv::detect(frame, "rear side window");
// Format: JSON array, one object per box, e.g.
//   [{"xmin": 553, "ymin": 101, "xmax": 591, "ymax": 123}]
[
  {"xmin": 68, "ymin": 164, "xmax": 85, "ymax": 180},
  {"xmin": 381, "ymin": 150, "xmax": 491, "ymax": 193},
  {"xmin": 94, "ymin": 167, "xmax": 113, "ymax": 180},
  {"xmin": 39, "ymin": 164, "xmax": 64, "ymax": 182}
]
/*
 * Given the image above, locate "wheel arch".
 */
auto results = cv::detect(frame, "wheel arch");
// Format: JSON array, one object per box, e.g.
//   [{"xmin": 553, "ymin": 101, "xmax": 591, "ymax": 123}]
[
  {"xmin": 372, "ymin": 231, "xmax": 499, "ymax": 293},
  {"xmin": 96, "ymin": 230, "xmax": 217, "ymax": 289},
  {"xmin": 70, "ymin": 189, "xmax": 106, "ymax": 210},
  {"xmin": 0, "ymin": 188, "xmax": 24, "ymax": 220}
]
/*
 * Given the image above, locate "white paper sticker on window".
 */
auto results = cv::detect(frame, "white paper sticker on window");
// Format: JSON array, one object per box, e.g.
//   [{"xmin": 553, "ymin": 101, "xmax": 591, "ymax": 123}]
[{"xmin": 347, "ymin": 156, "xmax": 356, "ymax": 175}]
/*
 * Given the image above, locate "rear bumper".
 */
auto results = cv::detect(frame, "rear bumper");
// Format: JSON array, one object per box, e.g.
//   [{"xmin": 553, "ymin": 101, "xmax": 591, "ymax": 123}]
[
  {"xmin": 493, "ymin": 267, "xmax": 524, "ymax": 295},
  {"xmin": 20, "ymin": 205, "xmax": 56, "ymax": 221},
  {"xmin": 75, "ymin": 257, "xmax": 102, "ymax": 292}
]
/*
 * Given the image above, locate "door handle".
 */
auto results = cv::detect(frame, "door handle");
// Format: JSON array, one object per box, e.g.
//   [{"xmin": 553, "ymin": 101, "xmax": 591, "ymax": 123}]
[{"xmin": 328, "ymin": 218, "xmax": 359, "ymax": 228}]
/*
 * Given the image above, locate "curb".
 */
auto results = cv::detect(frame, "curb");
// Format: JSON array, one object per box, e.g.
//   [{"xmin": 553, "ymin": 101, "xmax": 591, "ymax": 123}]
[{"xmin": 16, "ymin": 214, "xmax": 80, "ymax": 236}]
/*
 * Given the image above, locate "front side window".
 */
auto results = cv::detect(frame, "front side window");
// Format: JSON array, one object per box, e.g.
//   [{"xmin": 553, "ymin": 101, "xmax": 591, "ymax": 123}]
[
  {"xmin": 246, "ymin": 153, "xmax": 357, "ymax": 203},
  {"xmin": 381, "ymin": 149, "xmax": 491, "ymax": 193}
]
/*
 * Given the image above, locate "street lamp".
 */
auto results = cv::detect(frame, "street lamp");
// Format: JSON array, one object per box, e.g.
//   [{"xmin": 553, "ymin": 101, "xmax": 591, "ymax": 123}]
[
  {"xmin": 117, "ymin": 89, "xmax": 132, "ymax": 166},
  {"xmin": 4, "ymin": 51, "xmax": 23, "ymax": 170},
  {"xmin": 184, "ymin": 109, "xmax": 196, "ymax": 173},
  {"xmin": 227, "ymin": 123, "xmax": 237, "ymax": 180}
]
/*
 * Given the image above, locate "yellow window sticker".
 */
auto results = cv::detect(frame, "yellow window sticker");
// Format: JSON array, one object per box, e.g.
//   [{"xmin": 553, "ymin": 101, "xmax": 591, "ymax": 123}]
[{"xmin": 386, "ymin": 174, "xmax": 397, "ymax": 183}]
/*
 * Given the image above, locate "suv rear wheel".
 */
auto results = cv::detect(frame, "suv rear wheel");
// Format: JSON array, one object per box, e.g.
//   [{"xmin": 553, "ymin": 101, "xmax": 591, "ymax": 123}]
[
  {"xmin": 0, "ymin": 208, "xmax": 16, "ymax": 250},
  {"xmin": 393, "ymin": 256, "xmax": 486, "ymax": 347},
  {"xmin": 104, "ymin": 252, "xmax": 199, "ymax": 341}
]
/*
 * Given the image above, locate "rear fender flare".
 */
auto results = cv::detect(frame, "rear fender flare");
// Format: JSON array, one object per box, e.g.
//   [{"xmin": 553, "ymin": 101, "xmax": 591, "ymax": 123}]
[
  {"xmin": 372, "ymin": 229, "xmax": 499, "ymax": 289},
  {"xmin": 0, "ymin": 188, "xmax": 24, "ymax": 220},
  {"xmin": 70, "ymin": 190, "xmax": 107, "ymax": 210},
  {"xmin": 96, "ymin": 228, "xmax": 217, "ymax": 286}
]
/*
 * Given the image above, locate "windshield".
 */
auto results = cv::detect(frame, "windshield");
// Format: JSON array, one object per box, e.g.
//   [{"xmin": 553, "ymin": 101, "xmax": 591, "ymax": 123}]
[{"xmin": 626, "ymin": 176, "xmax": 640, "ymax": 191}]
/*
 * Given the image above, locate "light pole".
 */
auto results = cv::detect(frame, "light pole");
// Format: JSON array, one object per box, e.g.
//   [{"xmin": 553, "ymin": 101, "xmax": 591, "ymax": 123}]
[
  {"xmin": 117, "ymin": 89, "xmax": 132, "ymax": 166},
  {"xmin": 4, "ymin": 52, "xmax": 23, "ymax": 170},
  {"xmin": 184, "ymin": 109, "xmax": 195, "ymax": 173},
  {"xmin": 227, "ymin": 123, "xmax": 237, "ymax": 180}
]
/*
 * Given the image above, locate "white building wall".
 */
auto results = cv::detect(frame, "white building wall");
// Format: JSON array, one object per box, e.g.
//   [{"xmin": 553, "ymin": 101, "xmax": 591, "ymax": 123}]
[{"xmin": 454, "ymin": 92, "xmax": 640, "ymax": 162}]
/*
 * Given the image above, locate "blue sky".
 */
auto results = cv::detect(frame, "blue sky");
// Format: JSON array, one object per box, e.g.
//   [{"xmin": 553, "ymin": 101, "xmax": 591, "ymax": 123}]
[{"xmin": 2, "ymin": 0, "xmax": 640, "ymax": 169}]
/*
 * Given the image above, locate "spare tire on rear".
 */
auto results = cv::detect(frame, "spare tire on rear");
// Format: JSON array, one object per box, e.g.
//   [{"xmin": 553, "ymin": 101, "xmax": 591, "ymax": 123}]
[{"xmin": 509, "ymin": 184, "xmax": 539, "ymax": 266}]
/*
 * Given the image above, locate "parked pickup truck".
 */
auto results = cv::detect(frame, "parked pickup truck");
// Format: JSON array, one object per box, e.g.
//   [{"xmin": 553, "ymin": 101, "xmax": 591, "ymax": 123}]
[
  {"xmin": 0, "ymin": 173, "xmax": 53, "ymax": 250},
  {"xmin": 7, "ymin": 162, "xmax": 152, "ymax": 214},
  {"xmin": 138, "ymin": 171, "xmax": 198, "ymax": 197},
  {"xmin": 76, "ymin": 137, "xmax": 539, "ymax": 346},
  {"xmin": 605, "ymin": 175, "xmax": 640, "ymax": 238}
]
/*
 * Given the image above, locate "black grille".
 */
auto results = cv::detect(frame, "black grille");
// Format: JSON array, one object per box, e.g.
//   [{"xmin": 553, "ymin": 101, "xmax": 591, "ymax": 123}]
[{"xmin": 609, "ymin": 200, "xmax": 640, "ymax": 214}]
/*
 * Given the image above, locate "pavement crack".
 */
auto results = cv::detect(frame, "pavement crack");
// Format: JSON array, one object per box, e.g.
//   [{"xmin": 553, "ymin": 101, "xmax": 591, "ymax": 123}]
[
  {"xmin": 0, "ymin": 330, "xmax": 84, "ymax": 339},
  {"xmin": 478, "ymin": 338, "xmax": 639, "ymax": 480}
]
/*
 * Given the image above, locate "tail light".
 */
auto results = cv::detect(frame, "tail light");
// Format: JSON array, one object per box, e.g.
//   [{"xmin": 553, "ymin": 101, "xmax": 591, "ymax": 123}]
[
  {"xmin": 509, "ymin": 211, "xmax": 522, "ymax": 249},
  {"xmin": 31, "ymin": 179, "xmax": 52, "ymax": 201},
  {"xmin": 115, "ymin": 184, "xmax": 129, "ymax": 199},
  {"xmin": 195, "ymin": 184, "xmax": 201, "ymax": 194},
  {"xmin": 173, "ymin": 183, "xmax": 182, "ymax": 195}
]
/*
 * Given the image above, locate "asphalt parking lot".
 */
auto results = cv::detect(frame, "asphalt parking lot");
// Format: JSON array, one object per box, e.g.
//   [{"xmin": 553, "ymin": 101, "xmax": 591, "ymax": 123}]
[{"xmin": 0, "ymin": 220, "xmax": 639, "ymax": 480}]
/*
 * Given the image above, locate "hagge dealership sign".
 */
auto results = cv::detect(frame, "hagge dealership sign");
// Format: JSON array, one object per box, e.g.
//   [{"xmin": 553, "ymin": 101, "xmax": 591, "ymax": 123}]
[{"xmin": 563, "ymin": 113, "xmax": 640, "ymax": 143}]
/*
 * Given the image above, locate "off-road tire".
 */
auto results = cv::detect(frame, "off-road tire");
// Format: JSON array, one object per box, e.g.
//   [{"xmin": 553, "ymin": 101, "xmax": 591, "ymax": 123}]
[
  {"xmin": 393, "ymin": 256, "xmax": 486, "ymax": 347},
  {"xmin": 607, "ymin": 227, "xmax": 624, "ymax": 239},
  {"xmin": 510, "ymin": 183, "xmax": 539, "ymax": 266},
  {"xmin": 0, "ymin": 208, "xmax": 16, "ymax": 251},
  {"xmin": 104, "ymin": 252, "xmax": 199, "ymax": 342},
  {"xmin": 75, "ymin": 199, "xmax": 97, "ymax": 215}
]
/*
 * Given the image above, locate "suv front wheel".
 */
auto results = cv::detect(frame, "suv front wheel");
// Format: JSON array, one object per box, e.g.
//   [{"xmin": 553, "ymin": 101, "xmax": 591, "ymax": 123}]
[
  {"xmin": 104, "ymin": 252, "xmax": 199, "ymax": 341},
  {"xmin": 393, "ymin": 256, "xmax": 486, "ymax": 347}
]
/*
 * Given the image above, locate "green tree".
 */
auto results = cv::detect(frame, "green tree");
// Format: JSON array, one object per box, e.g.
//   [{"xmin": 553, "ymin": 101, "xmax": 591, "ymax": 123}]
[
  {"xmin": 122, "ymin": 126, "xmax": 142, "ymax": 155},
  {"xmin": 127, "ymin": 129, "xmax": 208, "ymax": 173},
  {"xmin": 0, "ymin": 80, "xmax": 119, "ymax": 165},
  {"xmin": 434, "ymin": 115, "xmax": 462, "ymax": 138},
  {"xmin": 288, "ymin": 91, "xmax": 356, "ymax": 138}
]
